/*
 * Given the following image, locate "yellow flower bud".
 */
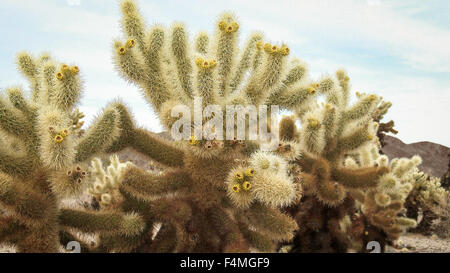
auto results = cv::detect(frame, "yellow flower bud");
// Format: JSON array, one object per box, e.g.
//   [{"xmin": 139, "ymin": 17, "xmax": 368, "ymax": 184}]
[
  {"xmin": 71, "ymin": 66, "xmax": 79, "ymax": 74},
  {"xmin": 280, "ymin": 46, "xmax": 290, "ymax": 56},
  {"xmin": 244, "ymin": 168, "xmax": 255, "ymax": 178},
  {"xmin": 54, "ymin": 134, "xmax": 64, "ymax": 143},
  {"xmin": 218, "ymin": 21, "xmax": 227, "ymax": 30},
  {"xmin": 118, "ymin": 46, "xmax": 127, "ymax": 55},
  {"xmin": 61, "ymin": 129, "xmax": 69, "ymax": 137},
  {"xmin": 188, "ymin": 135, "xmax": 200, "ymax": 146},
  {"xmin": 242, "ymin": 181, "xmax": 252, "ymax": 191},
  {"xmin": 308, "ymin": 118, "xmax": 319, "ymax": 128},
  {"xmin": 61, "ymin": 64, "xmax": 69, "ymax": 72},
  {"xmin": 307, "ymin": 87, "xmax": 316, "ymax": 94},
  {"xmin": 234, "ymin": 171, "xmax": 244, "ymax": 182},
  {"xmin": 232, "ymin": 184, "xmax": 241, "ymax": 193},
  {"xmin": 56, "ymin": 71, "xmax": 64, "ymax": 80},
  {"xmin": 256, "ymin": 41, "xmax": 263, "ymax": 50},
  {"xmin": 126, "ymin": 39, "xmax": 136, "ymax": 48},
  {"xmin": 195, "ymin": 57, "xmax": 204, "ymax": 67}
]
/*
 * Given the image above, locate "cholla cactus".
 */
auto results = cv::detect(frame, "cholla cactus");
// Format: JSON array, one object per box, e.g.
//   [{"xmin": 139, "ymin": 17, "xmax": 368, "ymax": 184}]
[
  {"xmin": 404, "ymin": 169, "xmax": 448, "ymax": 234},
  {"xmin": 346, "ymin": 145, "xmax": 420, "ymax": 251},
  {"xmin": 276, "ymin": 71, "xmax": 393, "ymax": 252},
  {"xmin": 372, "ymin": 99, "xmax": 397, "ymax": 147},
  {"xmin": 88, "ymin": 155, "xmax": 133, "ymax": 209},
  {"xmin": 0, "ymin": 52, "xmax": 144, "ymax": 252},
  {"xmin": 98, "ymin": 0, "xmax": 302, "ymax": 252}
]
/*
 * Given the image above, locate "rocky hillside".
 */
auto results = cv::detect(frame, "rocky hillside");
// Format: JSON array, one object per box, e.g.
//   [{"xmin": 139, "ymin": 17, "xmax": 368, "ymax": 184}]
[{"xmin": 382, "ymin": 135, "xmax": 449, "ymax": 178}]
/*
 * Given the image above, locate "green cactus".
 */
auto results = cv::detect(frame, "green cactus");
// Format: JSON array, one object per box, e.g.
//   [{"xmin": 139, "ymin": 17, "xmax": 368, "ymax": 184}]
[
  {"xmin": 73, "ymin": 0, "xmax": 308, "ymax": 253},
  {"xmin": 274, "ymin": 70, "xmax": 419, "ymax": 252},
  {"xmin": 0, "ymin": 52, "xmax": 142, "ymax": 252}
]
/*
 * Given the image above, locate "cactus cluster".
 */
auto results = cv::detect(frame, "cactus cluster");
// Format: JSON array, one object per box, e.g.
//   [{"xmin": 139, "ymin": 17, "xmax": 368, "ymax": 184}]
[
  {"xmin": 274, "ymin": 72, "xmax": 420, "ymax": 252},
  {"xmin": 0, "ymin": 0, "xmax": 430, "ymax": 253},
  {"xmin": 404, "ymin": 170, "xmax": 448, "ymax": 234},
  {"xmin": 0, "ymin": 51, "xmax": 148, "ymax": 252}
]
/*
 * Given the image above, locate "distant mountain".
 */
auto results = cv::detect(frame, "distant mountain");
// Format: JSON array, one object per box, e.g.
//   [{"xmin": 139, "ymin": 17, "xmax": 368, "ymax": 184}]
[{"xmin": 382, "ymin": 135, "xmax": 449, "ymax": 178}]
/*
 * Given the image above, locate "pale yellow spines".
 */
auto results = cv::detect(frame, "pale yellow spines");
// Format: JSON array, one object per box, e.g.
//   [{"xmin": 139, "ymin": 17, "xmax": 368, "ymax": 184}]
[
  {"xmin": 88, "ymin": 155, "xmax": 132, "ymax": 209},
  {"xmin": 120, "ymin": 0, "xmax": 146, "ymax": 50},
  {"xmin": 50, "ymin": 164, "xmax": 89, "ymax": 198},
  {"xmin": 229, "ymin": 33, "xmax": 263, "ymax": 92},
  {"xmin": 141, "ymin": 26, "xmax": 171, "ymax": 111},
  {"xmin": 16, "ymin": 52, "xmax": 40, "ymax": 101},
  {"xmin": 40, "ymin": 60, "xmax": 57, "ymax": 104},
  {"xmin": 336, "ymin": 69, "xmax": 350, "ymax": 106},
  {"xmin": 74, "ymin": 106, "xmax": 120, "ymax": 162},
  {"xmin": 194, "ymin": 57, "xmax": 219, "ymax": 105},
  {"xmin": 214, "ymin": 12, "xmax": 240, "ymax": 97},
  {"xmin": 53, "ymin": 63, "xmax": 83, "ymax": 112},
  {"xmin": 113, "ymin": 40, "xmax": 146, "ymax": 84},
  {"xmin": 322, "ymin": 103, "xmax": 337, "ymax": 143},
  {"xmin": 38, "ymin": 108, "xmax": 75, "ymax": 170},
  {"xmin": 300, "ymin": 111, "xmax": 325, "ymax": 155},
  {"xmin": 170, "ymin": 23, "xmax": 195, "ymax": 99},
  {"xmin": 342, "ymin": 93, "xmax": 380, "ymax": 122},
  {"xmin": 6, "ymin": 87, "xmax": 32, "ymax": 118},
  {"xmin": 195, "ymin": 32, "xmax": 209, "ymax": 54},
  {"xmin": 244, "ymin": 42, "xmax": 290, "ymax": 105}
]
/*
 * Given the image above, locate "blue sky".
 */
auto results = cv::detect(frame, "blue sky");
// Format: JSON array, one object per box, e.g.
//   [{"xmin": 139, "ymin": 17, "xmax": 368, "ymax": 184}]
[{"xmin": 1, "ymin": 0, "xmax": 449, "ymax": 146}]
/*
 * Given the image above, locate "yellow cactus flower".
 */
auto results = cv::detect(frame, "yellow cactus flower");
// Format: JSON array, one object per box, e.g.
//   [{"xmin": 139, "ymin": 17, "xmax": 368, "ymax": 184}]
[
  {"xmin": 61, "ymin": 64, "xmax": 69, "ymax": 72},
  {"xmin": 234, "ymin": 172, "xmax": 244, "ymax": 182},
  {"xmin": 54, "ymin": 134, "xmax": 64, "ymax": 143},
  {"xmin": 195, "ymin": 57, "xmax": 204, "ymax": 67},
  {"xmin": 280, "ymin": 46, "xmax": 290, "ymax": 56},
  {"xmin": 232, "ymin": 184, "xmax": 241, "ymax": 193},
  {"xmin": 218, "ymin": 20, "xmax": 227, "ymax": 30},
  {"xmin": 71, "ymin": 66, "xmax": 79, "ymax": 74},
  {"xmin": 263, "ymin": 43, "xmax": 272, "ymax": 52},
  {"xmin": 203, "ymin": 60, "xmax": 210, "ymax": 69},
  {"xmin": 56, "ymin": 71, "xmax": 64, "ymax": 80},
  {"xmin": 307, "ymin": 87, "xmax": 316, "ymax": 94},
  {"xmin": 256, "ymin": 41, "xmax": 263, "ymax": 50},
  {"xmin": 242, "ymin": 181, "xmax": 252, "ymax": 191},
  {"xmin": 226, "ymin": 24, "xmax": 234, "ymax": 33},
  {"xmin": 271, "ymin": 45, "xmax": 278, "ymax": 53},
  {"xmin": 118, "ymin": 46, "xmax": 127, "ymax": 55},
  {"xmin": 369, "ymin": 94, "xmax": 377, "ymax": 101},
  {"xmin": 244, "ymin": 168, "xmax": 255, "ymax": 178},
  {"xmin": 126, "ymin": 39, "xmax": 136, "ymax": 48},
  {"xmin": 308, "ymin": 118, "xmax": 319, "ymax": 128},
  {"xmin": 188, "ymin": 135, "xmax": 200, "ymax": 146},
  {"xmin": 367, "ymin": 135, "xmax": 373, "ymax": 141},
  {"xmin": 313, "ymin": 83, "xmax": 320, "ymax": 88},
  {"xmin": 61, "ymin": 129, "xmax": 69, "ymax": 137}
]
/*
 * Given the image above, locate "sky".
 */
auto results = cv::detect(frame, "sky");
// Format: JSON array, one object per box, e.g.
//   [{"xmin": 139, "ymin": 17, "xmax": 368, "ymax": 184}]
[{"xmin": 0, "ymin": 0, "xmax": 449, "ymax": 146}]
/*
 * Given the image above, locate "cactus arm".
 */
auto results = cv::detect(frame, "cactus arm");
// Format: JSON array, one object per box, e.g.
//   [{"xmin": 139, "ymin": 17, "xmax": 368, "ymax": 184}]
[
  {"xmin": 130, "ymin": 128, "xmax": 185, "ymax": 168},
  {"xmin": 170, "ymin": 23, "xmax": 195, "ymax": 100},
  {"xmin": 0, "ymin": 148, "xmax": 33, "ymax": 177},
  {"xmin": 244, "ymin": 203, "xmax": 297, "ymax": 241},
  {"xmin": 229, "ymin": 33, "xmax": 263, "ymax": 92},
  {"xmin": 105, "ymin": 102, "xmax": 136, "ymax": 153},
  {"xmin": 332, "ymin": 166, "xmax": 389, "ymax": 189},
  {"xmin": 74, "ymin": 107, "xmax": 119, "ymax": 162},
  {"xmin": 121, "ymin": 167, "xmax": 191, "ymax": 201},
  {"xmin": 195, "ymin": 32, "xmax": 209, "ymax": 54},
  {"xmin": 59, "ymin": 209, "xmax": 145, "ymax": 237}
]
